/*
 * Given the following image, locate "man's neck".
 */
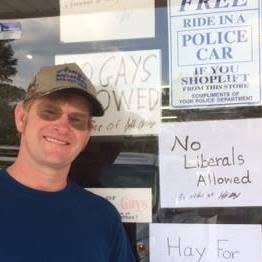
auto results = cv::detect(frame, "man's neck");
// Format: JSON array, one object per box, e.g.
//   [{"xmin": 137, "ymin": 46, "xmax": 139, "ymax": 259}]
[{"xmin": 7, "ymin": 156, "xmax": 69, "ymax": 192}]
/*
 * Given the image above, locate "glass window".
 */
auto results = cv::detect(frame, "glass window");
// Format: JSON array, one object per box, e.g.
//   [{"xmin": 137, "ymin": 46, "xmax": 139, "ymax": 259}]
[{"xmin": 1, "ymin": 0, "xmax": 262, "ymax": 261}]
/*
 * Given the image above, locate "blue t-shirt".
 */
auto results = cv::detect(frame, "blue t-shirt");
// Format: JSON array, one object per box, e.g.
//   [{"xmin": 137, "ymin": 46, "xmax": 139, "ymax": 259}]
[{"xmin": 0, "ymin": 170, "xmax": 135, "ymax": 262}]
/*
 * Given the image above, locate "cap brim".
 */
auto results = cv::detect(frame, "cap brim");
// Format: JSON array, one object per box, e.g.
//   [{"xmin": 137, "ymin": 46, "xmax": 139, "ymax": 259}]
[
  {"xmin": 27, "ymin": 86, "xmax": 104, "ymax": 117},
  {"xmin": 55, "ymin": 87, "xmax": 104, "ymax": 117},
  {"xmin": 84, "ymin": 92, "xmax": 104, "ymax": 117}
]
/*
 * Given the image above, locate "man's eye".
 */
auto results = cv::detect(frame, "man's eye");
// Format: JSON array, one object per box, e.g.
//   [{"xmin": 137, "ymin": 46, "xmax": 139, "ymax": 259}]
[
  {"xmin": 38, "ymin": 109, "xmax": 60, "ymax": 120},
  {"xmin": 70, "ymin": 117, "xmax": 85, "ymax": 126},
  {"xmin": 69, "ymin": 115, "xmax": 88, "ymax": 130},
  {"xmin": 70, "ymin": 117, "xmax": 81, "ymax": 123},
  {"xmin": 45, "ymin": 109, "xmax": 56, "ymax": 114}
]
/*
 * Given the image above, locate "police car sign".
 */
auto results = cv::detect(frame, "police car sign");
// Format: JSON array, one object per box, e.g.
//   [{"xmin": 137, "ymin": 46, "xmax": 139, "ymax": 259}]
[{"xmin": 0, "ymin": 22, "xmax": 22, "ymax": 40}]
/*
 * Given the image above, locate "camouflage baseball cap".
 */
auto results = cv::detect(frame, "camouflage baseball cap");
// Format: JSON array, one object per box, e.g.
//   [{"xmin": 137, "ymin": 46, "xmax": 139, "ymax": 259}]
[{"xmin": 24, "ymin": 63, "xmax": 104, "ymax": 116}]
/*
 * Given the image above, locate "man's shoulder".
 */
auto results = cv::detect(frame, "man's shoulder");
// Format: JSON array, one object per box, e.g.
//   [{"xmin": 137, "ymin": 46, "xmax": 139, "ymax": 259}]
[
  {"xmin": 0, "ymin": 169, "xmax": 7, "ymax": 177},
  {"xmin": 0, "ymin": 169, "xmax": 11, "ymax": 186},
  {"xmin": 69, "ymin": 183, "xmax": 121, "ymax": 219}
]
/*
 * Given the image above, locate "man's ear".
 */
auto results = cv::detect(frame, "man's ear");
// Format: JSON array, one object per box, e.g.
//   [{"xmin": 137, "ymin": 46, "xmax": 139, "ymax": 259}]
[{"xmin": 15, "ymin": 101, "xmax": 27, "ymax": 133}]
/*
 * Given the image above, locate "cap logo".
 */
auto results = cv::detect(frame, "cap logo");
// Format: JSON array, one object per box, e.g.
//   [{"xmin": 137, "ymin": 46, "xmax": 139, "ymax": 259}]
[{"xmin": 56, "ymin": 67, "xmax": 87, "ymax": 89}]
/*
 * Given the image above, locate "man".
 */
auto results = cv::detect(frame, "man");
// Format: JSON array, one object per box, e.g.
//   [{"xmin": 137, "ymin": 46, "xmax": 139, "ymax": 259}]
[{"xmin": 0, "ymin": 63, "xmax": 135, "ymax": 261}]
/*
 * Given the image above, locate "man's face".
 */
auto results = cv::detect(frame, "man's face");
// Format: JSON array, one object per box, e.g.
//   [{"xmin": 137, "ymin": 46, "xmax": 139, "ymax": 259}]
[{"xmin": 15, "ymin": 94, "xmax": 92, "ymax": 170}]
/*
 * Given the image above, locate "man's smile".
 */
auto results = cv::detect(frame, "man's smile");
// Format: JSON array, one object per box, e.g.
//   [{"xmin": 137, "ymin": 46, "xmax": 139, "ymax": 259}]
[{"xmin": 43, "ymin": 136, "xmax": 70, "ymax": 145}]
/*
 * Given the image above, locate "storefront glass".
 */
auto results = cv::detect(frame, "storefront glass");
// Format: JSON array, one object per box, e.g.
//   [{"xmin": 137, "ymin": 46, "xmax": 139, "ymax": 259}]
[{"xmin": 1, "ymin": 0, "xmax": 262, "ymax": 261}]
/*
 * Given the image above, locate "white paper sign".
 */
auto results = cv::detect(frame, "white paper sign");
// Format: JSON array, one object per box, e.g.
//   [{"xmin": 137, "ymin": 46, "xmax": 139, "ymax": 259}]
[
  {"xmin": 0, "ymin": 22, "xmax": 22, "ymax": 40},
  {"xmin": 60, "ymin": 0, "xmax": 155, "ymax": 42},
  {"xmin": 86, "ymin": 188, "xmax": 152, "ymax": 223},
  {"xmin": 56, "ymin": 50, "xmax": 161, "ymax": 136},
  {"xmin": 169, "ymin": 0, "xmax": 261, "ymax": 108},
  {"xmin": 160, "ymin": 118, "xmax": 262, "ymax": 208},
  {"xmin": 150, "ymin": 224, "xmax": 262, "ymax": 262}
]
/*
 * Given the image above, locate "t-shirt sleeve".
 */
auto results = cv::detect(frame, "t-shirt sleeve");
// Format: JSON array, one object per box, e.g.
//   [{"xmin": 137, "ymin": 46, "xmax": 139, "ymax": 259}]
[{"xmin": 109, "ymin": 219, "xmax": 136, "ymax": 262}]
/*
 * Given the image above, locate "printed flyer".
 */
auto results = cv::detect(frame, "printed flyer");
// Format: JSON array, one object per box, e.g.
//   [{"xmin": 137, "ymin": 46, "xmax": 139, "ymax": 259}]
[
  {"xmin": 87, "ymin": 188, "xmax": 152, "ymax": 223},
  {"xmin": 0, "ymin": 22, "xmax": 22, "ymax": 40},
  {"xmin": 169, "ymin": 0, "xmax": 261, "ymax": 108}
]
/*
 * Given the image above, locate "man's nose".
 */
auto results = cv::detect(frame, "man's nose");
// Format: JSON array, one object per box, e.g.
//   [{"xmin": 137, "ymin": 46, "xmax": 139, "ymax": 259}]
[{"xmin": 53, "ymin": 114, "xmax": 71, "ymax": 133}]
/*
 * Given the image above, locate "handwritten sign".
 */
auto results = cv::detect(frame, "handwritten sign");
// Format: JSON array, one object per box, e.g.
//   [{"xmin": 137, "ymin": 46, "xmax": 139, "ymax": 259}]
[
  {"xmin": 169, "ymin": 0, "xmax": 261, "ymax": 108},
  {"xmin": 60, "ymin": 0, "xmax": 155, "ymax": 42},
  {"xmin": 160, "ymin": 118, "xmax": 262, "ymax": 208},
  {"xmin": 86, "ymin": 188, "xmax": 152, "ymax": 223},
  {"xmin": 150, "ymin": 224, "xmax": 262, "ymax": 262},
  {"xmin": 56, "ymin": 50, "xmax": 161, "ymax": 136}
]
